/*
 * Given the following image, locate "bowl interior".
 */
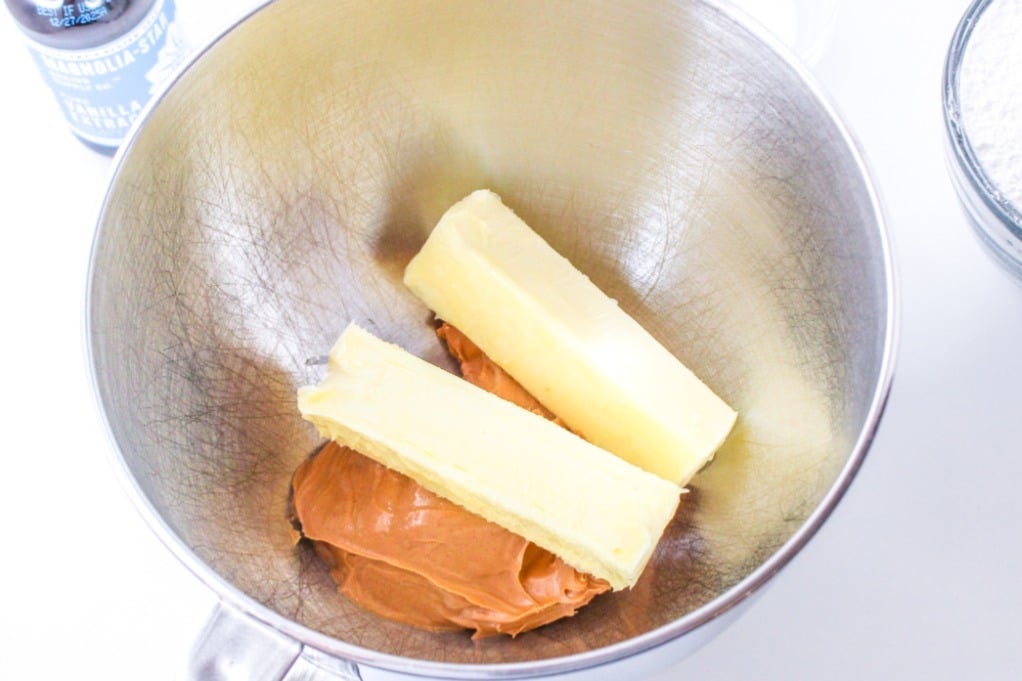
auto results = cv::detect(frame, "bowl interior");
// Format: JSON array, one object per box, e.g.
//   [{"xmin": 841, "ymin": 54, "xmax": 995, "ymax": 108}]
[{"xmin": 88, "ymin": 0, "xmax": 891, "ymax": 670}]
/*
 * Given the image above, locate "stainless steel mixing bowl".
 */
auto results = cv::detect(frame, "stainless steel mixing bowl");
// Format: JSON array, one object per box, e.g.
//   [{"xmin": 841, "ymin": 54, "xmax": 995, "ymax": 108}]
[{"xmin": 86, "ymin": 1, "xmax": 896, "ymax": 679}]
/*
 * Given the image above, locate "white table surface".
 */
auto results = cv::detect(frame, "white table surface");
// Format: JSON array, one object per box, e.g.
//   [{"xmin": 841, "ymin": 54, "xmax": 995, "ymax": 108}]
[{"xmin": 3, "ymin": 1, "xmax": 1020, "ymax": 679}]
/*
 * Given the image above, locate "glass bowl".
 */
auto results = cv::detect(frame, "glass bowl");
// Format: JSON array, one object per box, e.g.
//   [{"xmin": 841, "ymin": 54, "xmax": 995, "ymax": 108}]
[{"xmin": 944, "ymin": 0, "xmax": 1022, "ymax": 281}]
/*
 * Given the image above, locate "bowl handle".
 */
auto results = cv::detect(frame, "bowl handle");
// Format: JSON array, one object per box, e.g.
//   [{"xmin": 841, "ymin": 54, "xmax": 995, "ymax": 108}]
[{"xmin": 188, "ymin": 602, "xmax": 361, "ymax": 681}]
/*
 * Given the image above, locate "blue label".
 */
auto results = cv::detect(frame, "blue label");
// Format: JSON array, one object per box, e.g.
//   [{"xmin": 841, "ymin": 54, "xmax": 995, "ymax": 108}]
[{"xmin": 22, "ymin": 0, "xmax": 188, "ymax": 147}]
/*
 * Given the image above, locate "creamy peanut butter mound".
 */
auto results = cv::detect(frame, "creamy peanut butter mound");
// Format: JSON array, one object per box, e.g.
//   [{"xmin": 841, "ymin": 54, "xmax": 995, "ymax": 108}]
[
  {"xmin": 291, "ymin": 326, "xmax": 610, "ymax": 638},
  {"xmin": 292, "ymin": 443, "xmax": 609, "ymax": 638}
]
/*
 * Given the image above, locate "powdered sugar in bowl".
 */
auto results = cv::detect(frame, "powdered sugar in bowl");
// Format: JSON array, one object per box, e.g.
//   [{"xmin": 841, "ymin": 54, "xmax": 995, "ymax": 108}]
[{"xmin": 945, "ymin": 0, "xmax": 1022, "ymax": 281}]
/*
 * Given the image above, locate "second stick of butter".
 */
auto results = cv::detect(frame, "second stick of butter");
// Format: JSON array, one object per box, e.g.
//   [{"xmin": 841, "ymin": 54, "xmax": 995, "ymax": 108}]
[{"xmin": 298, "ymin": 323, "xmax": 680, "ymax": 591}]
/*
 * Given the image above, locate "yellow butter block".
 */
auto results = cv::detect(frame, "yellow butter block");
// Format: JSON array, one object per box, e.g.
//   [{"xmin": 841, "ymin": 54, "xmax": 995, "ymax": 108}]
[
  {"xmin": 404, "ymin": 189, "xmax": 737, "ymax": 485},
  {"xmin": 297, "ymin": 323, "xmax": 681, "ymax": 590}
]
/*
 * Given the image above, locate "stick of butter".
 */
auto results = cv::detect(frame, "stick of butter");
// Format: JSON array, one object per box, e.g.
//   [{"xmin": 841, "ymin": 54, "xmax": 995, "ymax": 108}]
[
  {"xmin": 297, "ymin": 323, "xmax": 681, "ymax": 590},
  {"xmin": 404, "ymin": 189, "xmax": 737, "ymax": 485}
]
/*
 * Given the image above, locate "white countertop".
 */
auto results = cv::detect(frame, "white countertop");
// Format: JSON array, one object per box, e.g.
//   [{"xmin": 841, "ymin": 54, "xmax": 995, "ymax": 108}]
[{"xmin": 3, "ymin": 1, "xmax": 1020, "ymax": 679}]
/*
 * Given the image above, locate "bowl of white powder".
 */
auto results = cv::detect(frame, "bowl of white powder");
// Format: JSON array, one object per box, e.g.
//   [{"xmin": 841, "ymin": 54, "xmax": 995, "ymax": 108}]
[{"xmin": 945, "ymin": 0, "xmax": 1022, "ymax": 280}]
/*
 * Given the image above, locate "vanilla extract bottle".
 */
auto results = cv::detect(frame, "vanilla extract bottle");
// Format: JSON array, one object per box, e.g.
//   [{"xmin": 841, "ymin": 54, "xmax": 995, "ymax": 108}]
[{"xmin": 5, "ymin": 0, "xmax": 188, "ymax": 154}]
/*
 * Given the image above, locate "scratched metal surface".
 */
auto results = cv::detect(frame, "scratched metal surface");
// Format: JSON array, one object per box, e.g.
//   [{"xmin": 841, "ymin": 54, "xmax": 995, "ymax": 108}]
[{"xmin": 87, "ymin": 0, "xmax": 893, "ymax": 673}]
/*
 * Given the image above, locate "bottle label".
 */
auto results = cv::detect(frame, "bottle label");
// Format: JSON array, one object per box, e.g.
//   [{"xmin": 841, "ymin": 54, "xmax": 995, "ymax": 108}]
[{"xmin": 21, "ymin": 0, "xmax": 189, "ymax": 148}]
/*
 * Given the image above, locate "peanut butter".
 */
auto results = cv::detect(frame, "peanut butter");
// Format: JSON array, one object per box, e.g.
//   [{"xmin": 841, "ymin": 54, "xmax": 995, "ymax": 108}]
[{"xmin": 291, "ymin": 324, "xmax": 609, "ymax": 638}]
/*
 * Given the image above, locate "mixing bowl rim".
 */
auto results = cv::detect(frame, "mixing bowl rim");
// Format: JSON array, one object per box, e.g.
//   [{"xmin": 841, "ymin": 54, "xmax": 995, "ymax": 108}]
[{"xmin": 84, "ymin": 0, "xmax": 899, "ymax": 677}]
